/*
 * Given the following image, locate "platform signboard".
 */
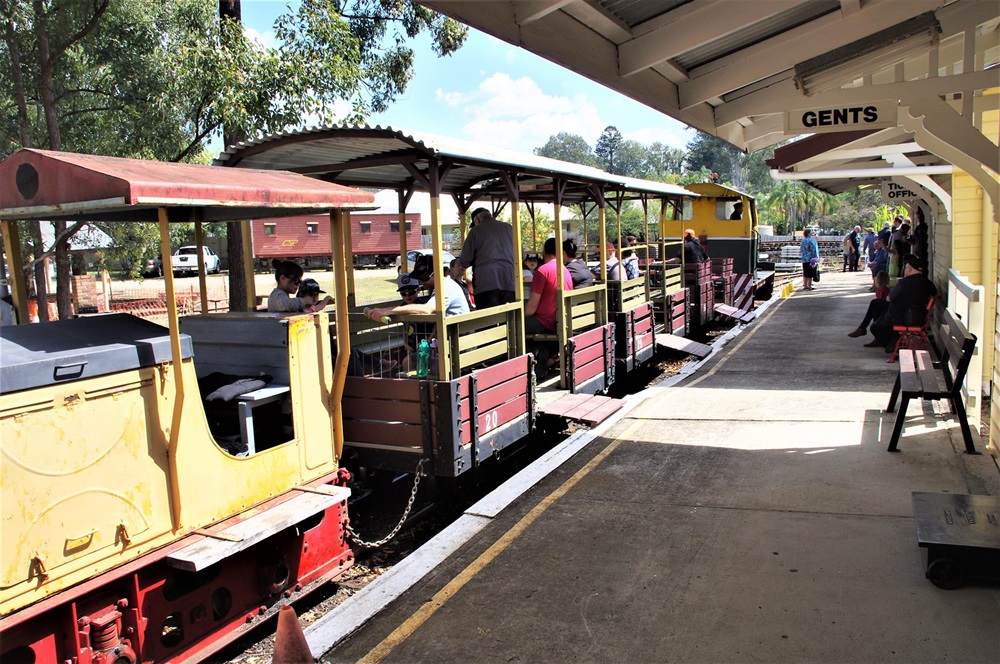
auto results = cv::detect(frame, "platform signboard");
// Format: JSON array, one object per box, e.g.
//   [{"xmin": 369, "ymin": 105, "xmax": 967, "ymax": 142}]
[
  {"xmin": 882, "ymin": 181, "xmax": 919, "ymax": 202},
  {"xmin": 786, "ymin": 101, "xmax": 897, "ymax": 134}
]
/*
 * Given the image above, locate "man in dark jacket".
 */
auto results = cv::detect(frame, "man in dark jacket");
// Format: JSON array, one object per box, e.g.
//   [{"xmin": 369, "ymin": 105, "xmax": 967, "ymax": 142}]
[
  {"xmin": 868, "ymin": 255, "xmax": 937, "ymax": 351},
  {"xmin": 848, "ymin": 225, "xmax": 862, "ymax": 271}
]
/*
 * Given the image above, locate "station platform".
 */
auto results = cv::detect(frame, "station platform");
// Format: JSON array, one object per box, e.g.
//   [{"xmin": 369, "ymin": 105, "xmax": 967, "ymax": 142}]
[{"xmin": 313, "ymin": 270, "xmax": 1000, "ymax": 663}]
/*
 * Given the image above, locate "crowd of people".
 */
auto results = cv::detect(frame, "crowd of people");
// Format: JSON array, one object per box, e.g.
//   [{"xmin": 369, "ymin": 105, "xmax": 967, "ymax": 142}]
[
  {"xmin": 265, "ymin": 208, "xmax": 714, "ymax": 379},
  {"xmin": 795, "ymin": 212, "xmax": 936, "ymax": 357}
]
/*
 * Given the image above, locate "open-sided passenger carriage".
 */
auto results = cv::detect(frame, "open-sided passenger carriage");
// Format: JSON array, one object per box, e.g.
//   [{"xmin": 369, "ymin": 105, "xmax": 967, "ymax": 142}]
[
  {"xmin": 218, "ymin": 126, "xmax": 696, "ymax": 476},
  {"xmin": 0, "ymin": 149, "xmax": 374, "ymax": 663}
]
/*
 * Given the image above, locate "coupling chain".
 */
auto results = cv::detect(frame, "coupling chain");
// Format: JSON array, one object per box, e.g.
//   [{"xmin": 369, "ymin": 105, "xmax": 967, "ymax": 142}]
[{"xmin": 347, "ymin": 458, "xmax": 426, "ymax": 549}]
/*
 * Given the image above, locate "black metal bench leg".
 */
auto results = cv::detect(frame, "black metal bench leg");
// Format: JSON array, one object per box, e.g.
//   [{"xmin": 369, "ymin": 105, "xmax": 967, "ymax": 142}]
[
  {"xmin": 950, "ymin": 395, "xmax": 980, "ymax": 455},
  {"xmin": 887, "ymin": 396, "xmax": 910, "ymax": 452},
  {"xmin": 886, "ymin": 375, "xmax": 901, "ymax": 413}
]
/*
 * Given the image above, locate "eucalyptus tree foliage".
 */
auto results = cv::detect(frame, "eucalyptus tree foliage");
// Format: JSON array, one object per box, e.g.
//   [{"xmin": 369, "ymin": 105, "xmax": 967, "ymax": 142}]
[
  {"xmin": 683, "ymin": 131, "xmax": 774, "ymax": 194},
  {"xmin": 533, "ymin": 132, "xmax": 599, "ymax": 168},
  {"xmin": 0, "ymin": 0, "xmax": 467, "ymax": 308}
]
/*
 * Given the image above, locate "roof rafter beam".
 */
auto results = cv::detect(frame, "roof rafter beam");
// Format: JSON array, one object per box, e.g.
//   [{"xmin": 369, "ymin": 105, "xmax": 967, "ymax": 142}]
[
  {"xmin": 678, "ymin": 0, "xmax": 941, "ymax": 110},
  {"xmin": 513, "ymin": 0, "xmax": 576, "ymax": 26},
  {"xmin": 619, "ymin": 0, "xmax": 802, "ymax": 78}
]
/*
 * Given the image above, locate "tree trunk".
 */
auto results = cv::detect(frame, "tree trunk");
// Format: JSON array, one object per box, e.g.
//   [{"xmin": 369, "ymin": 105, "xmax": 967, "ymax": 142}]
[
  {"xmin": 32, "ymin": 0, "xmax": 75, "ymax": 318},
  {"xmin": 219, "ymin": 0, "xmax": 249, "ymax": 311},
  {"xmin": 29, "ymin": 222, "xmax": 49, "ymax": 322},
  {"xmin": 4, "ymin": 16, "xmax": 32, "ymax": 147}
]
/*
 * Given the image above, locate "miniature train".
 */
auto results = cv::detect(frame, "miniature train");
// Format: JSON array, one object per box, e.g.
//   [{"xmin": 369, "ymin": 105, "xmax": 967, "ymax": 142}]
[{"xmin": 1, "ymin": 139, "xmax": 773, "ymax": 662}]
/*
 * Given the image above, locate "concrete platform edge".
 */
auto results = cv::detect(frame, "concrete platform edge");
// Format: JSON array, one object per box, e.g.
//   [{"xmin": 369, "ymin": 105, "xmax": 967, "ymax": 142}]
[{"xmin": 303, "ymin": 294, "xmax": 788, "ymax": 657}]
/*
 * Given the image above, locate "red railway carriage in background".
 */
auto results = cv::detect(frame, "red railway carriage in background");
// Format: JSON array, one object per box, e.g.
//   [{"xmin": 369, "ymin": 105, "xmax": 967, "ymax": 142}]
[{"xmin": 253, "ymin": 212, "xmax": 422, "ymax": 270}]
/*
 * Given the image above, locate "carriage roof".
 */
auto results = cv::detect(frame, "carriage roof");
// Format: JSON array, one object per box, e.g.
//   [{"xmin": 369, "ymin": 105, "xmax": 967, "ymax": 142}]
[{"xmin": 0, "ymin": 148, "xmax": 375, "ymax": 223}]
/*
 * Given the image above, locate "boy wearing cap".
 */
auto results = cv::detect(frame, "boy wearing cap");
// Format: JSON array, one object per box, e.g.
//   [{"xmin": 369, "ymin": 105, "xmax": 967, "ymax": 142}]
[{"xmin": 296, "ymin": 278, "xmax": 334, "ymax": 313}]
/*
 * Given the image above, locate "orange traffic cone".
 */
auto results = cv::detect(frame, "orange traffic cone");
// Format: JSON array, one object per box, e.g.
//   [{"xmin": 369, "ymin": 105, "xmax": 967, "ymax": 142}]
[{"xmin": 273, "ymin": 606, "xmax": 314, "ymax": 663}]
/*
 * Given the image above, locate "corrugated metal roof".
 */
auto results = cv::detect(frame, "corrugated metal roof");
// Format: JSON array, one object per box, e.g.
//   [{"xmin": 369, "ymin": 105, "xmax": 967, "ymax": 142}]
[
  {"xmin": 674, "ymin": 0, "xmax": 840, "ymax": 70},
  {"xmin": 216, "ymin": 125, "xmax": 697, "ymax": 203},
  {"xmin": 602, "ymin": 0, "xmax": 691, "ymax": 28},
  {"xmin": 0, "ymin": 149, "xmax": 375, "ymax": 223}
]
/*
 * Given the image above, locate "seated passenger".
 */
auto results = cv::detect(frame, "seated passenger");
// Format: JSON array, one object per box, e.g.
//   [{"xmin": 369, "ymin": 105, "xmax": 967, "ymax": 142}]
[
  {"xmin": 522, "ymin": 252, "xmax": 539, "ymax": 288},
  {"xmin": 267, "ymin": 259, "xmax": 332, "ymax": 312},
  {"xmin": 525, "ymin": 237, "xmax": 573, "ymax": 379},
  {"xmin": 603, "ymin": 242, "xmax": 621, "ymax": 280},
  {"xmin": 296, "ymin": 278, "xmax": 334, "ymax": 313},
  {"xmin": 364, "ymin": 254, "xmax": 470, "ymax": 321},
  {"xmin": 563, "ymin": 237, "xmax": 593, "ymax": 289},
  {"xmin": 524, "ymin": 237, "xmax": 573, "ymax": 336}
]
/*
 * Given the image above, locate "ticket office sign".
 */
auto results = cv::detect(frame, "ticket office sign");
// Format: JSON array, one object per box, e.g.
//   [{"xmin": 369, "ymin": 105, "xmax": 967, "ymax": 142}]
[
  {"xmin": 882, "ymin": 181, "xmax": 920, "ymax": 201},
  {"xmin": 786, "ymin": 101, "xmax": 898, "ymax": 134}
]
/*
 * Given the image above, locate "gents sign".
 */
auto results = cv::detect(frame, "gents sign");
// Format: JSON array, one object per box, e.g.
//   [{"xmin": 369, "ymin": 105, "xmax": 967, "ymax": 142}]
[
  {"xmin": 882, "ymin": 182, "xmax": 919, "ymax": 201},
  {"xmin": 786, "ymin": 101, "xmax": 897, "ymax": 133}
]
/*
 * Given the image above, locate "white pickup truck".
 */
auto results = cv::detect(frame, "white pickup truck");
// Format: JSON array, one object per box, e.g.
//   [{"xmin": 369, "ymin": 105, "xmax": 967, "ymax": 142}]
[{"xmin": 172, "ymin": 245, "xmax": 221, "ymax": 276}]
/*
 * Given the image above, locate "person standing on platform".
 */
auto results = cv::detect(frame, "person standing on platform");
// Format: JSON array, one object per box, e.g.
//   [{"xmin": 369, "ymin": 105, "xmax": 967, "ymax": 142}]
[
  {"xmin": 862, "ymin": 227, "xmax": 877, "ymax": 265},
  {"xmin": 848, "ymin": 225, "xmax": 862, "ymax": 271},
  {"xmin": 800, "ymin": 227, "xmax": 819, "ymax": 291},
  {"xmin": 455, "ymin": 207, "xmax": 516, "ymax": 309}
]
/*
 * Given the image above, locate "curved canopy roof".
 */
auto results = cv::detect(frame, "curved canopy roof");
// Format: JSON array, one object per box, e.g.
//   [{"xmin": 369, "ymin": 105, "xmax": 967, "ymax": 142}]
[
  {"xmin": 215, "ymin": 125, "xmax": 697, "ymax": 207},
  {"xmin": 420, "ymin": 1, "xmax": 999, "ymax": 155},
  {"xmin": 0, "ymin": 149, "xmax": 376, "ymax": 223}
]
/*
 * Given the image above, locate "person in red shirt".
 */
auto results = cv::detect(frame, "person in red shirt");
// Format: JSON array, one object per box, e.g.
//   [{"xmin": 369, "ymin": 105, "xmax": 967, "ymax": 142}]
[{"xmin": 525, "ymin": 237, "xmax": 573, "ymax": 334}]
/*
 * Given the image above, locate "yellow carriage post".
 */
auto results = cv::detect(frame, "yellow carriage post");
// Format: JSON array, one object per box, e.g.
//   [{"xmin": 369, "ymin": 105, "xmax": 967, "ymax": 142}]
[{"xmin": 1, "ymin": 219, "xmax": 28, "ymax": 324}]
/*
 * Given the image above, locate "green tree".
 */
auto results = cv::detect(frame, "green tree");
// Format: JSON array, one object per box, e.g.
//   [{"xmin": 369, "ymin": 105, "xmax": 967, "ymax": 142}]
[
  {"xmin": 1, "ymin": 0, "xmax": 467, "ymax": 317},
  {"xmin": 645, "ymin": 142, "xmax": 685, "ymax": 179},
  {"xmin": 533, "ymin": 132, "xmax": 598, "ymax": 167},
  {"xmin": 594, "ymin": 125, "xmax": 623, "ymax": 174}
]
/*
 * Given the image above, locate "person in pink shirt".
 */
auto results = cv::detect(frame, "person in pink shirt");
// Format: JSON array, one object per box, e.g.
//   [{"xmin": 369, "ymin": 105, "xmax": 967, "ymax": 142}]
[{"xmin": 525, "ymin": 237, "xmax": 573, "ymax": 335}]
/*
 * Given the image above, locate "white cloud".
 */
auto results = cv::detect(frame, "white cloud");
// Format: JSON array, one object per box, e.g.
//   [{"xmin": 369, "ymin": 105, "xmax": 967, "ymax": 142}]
[
  {"xmin": 625, "ymin": 125, "xmax": 694, "ymax": 151},
  {"xmin": 244, "ymin": 26, "xmax": 277, "ymax": 50},
  {"xmin": 436, "ymin": 73, "xmax": 606, "ymax": 153},
  {"xmin": 434, "ymin": 72, "xmax": 696, "ymax": 156}
]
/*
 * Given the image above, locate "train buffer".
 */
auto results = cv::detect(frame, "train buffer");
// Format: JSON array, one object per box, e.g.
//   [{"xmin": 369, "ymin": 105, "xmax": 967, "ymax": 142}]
[
  {"xmin": 538, "ymin": 393, "xmax": 623, "ymax": 427},
  {"xmin": 655, "ymin": 335, "xmax": 712, "ymax": 359}
]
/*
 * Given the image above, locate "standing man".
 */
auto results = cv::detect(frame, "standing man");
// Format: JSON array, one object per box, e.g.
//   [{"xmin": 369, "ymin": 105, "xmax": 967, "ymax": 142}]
[
  {"xmin": 455, "ymin": 208, "xmax": 516, "ymax": 309},
  {"xmin": 848, "ymin": 225, "xmax": 862, "ymax": 271}
]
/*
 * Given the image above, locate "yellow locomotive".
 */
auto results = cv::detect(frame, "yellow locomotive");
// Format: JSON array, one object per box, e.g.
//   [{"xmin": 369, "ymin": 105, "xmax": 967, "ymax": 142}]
[{"xmin": 0, "ymin": 149, "xmax": 372, "ymax": 662}]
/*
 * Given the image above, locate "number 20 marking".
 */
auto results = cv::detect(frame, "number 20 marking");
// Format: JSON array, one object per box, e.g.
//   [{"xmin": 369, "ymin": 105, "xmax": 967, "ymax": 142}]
[{"xmin": 483, "ymin": 411, "xmax": 498, "ymax": 430}]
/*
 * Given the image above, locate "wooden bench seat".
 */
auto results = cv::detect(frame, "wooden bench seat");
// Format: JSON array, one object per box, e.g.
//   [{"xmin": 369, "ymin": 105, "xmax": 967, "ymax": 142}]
[{"xmin": 886, "ymin": 308, "xmax": 978, "ymax": 454}]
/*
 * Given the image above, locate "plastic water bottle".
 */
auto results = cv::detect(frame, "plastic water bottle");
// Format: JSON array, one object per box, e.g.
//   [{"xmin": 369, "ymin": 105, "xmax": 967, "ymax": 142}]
[
  {"xmin": 363, "ymin": 307, "xmax": 391, "ymax": 324},
  {"xmin": 429, "ymin": 338, "xmax": 438, "ymax": 378},
  {"xmin": 416, "ymin": 339, "xmax": 430, "ymax": 378}
]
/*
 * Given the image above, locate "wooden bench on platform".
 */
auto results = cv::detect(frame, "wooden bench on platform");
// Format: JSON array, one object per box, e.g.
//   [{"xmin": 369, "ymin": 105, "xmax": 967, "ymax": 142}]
[{"xmin": 886, "ymin": 308, "xmax": 978, "ymax": 454}]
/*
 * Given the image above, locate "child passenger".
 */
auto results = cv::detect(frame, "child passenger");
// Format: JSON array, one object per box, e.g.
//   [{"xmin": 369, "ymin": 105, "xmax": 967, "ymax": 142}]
[{"xmin": 296, "ymin": 278, "xmax": 334, "ymax": 312}]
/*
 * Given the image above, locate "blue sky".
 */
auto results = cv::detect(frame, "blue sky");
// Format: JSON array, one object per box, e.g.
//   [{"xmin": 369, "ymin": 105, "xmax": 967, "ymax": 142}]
[{"xmin": 241, "ymin": 1, "xmax": 694, "ymax": 155}]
